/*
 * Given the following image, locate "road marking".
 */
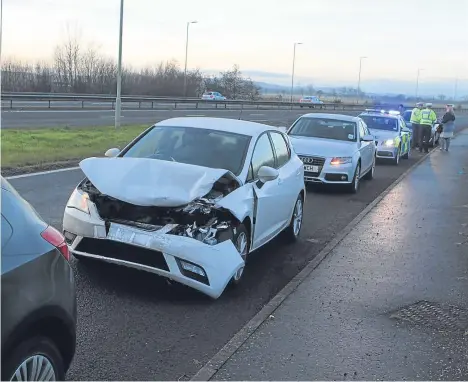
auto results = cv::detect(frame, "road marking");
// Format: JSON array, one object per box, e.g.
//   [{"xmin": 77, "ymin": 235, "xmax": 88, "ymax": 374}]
[
  {"xmin": 249, "ymin": 113, "xmax": 265, "ymax": 116},
  {"xmin": 185, "ymin": 114, "xmax": 206, "ymax": 117},
  {"xmin": 5, "ymin": 167, "xmax": 81, "ymax": 180}
]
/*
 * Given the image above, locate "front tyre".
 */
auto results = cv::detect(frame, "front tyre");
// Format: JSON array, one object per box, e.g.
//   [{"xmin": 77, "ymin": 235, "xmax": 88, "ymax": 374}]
[
  {"xmin": 283, "ymin": 194, "xmax": 304, "ymax": 243},
  {"xmin": 392, "ymin": 146, "xmax": 401, "ymax": 165},
  {"xmin": 2, "ymin": 336, "xmax": 65, "ymax": 381},
  {"xmin": 230, "ymin": 224, "xmax": 250, "ymax": 285},
  {"xmin": 347, "ymin": 162, "xmax": 361, "ymax": 193}
]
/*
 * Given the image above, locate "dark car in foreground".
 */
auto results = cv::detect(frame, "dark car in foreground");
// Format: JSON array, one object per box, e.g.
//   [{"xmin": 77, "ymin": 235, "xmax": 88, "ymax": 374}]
[{"xmin": 1, "ymin": 177, "xmax": 77, "ymax": 381}]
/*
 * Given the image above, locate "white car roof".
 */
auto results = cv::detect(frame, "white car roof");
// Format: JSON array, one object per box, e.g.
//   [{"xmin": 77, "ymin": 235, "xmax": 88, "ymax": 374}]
[
  {"xmin": 298, "ymin": 113, "xmax": 361, "ymax": 122},
  {"xmin": 154, "ymin": 117, "xmax": 275, "ymax": 137}
]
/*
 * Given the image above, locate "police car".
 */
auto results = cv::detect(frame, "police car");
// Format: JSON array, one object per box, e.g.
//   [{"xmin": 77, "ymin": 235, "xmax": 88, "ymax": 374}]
[{"xmin": 358, "ymin": 109, "xmax": 411, "ymax": 165}]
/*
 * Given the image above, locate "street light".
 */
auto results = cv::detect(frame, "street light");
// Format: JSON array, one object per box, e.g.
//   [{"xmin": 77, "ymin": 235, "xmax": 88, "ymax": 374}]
[
  {"xmin": 115, "ymin": 0, "xmax": 124, "ymax": 129},
  {"xmin": 183, "ymin": 20, "xmax": 198, "ymax": 97},
  {"xmin": 290, "ymin": 42, "xmax": 302, "ymax": 103},
  {"xmin": 415, "ymin": 68, "xmax": 424, "ymax": 100},
  {"xmin": 357, "ymin": 56, "xmax": 367, "ymax": 97}
]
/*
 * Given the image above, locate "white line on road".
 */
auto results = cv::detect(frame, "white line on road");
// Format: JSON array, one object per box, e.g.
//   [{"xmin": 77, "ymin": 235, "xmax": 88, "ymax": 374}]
[
  {"xmin": 249, "ymin": 113, "xmax": 265, "ymax": 116},
  {"xmin": 5, "ymin": 167, "xmax": 81, "ymax": 180},
  {"xmin": 185, "ymin": 114, "xmax": 206, "ymax": 117}
]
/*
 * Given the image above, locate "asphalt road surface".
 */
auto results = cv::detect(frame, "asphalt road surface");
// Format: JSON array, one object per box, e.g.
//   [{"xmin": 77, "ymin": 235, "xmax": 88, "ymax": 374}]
[
  {"xmin": 1, "ymin": 108, "xmax": 346, "ymax": 129},
  {"xmin": 3, "ymin": 108, "xmax": 468, "ymax": 130},
  {"xmin": 7, "ymin": 144, "xmax": 458, "ymax": 381}
]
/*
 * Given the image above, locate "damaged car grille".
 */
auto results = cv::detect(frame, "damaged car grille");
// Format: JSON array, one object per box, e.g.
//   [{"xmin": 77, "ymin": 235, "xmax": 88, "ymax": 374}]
[{"xmin": 75, "ymin": 238, "xmax": 170, "ymax": 271}]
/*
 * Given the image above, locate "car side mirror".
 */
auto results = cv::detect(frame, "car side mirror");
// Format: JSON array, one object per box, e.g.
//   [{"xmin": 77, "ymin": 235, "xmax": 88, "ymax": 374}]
[
  {"xmin": 258, "ymin": 166, "xmax": 279, "ymax": 184},
  {"xmin": 361, "ymin": 134, "xmax": 374, "ymax": 142},
  {"xmin": 104, "ymin": 148, "xmax": 121, "ymax": 157}
]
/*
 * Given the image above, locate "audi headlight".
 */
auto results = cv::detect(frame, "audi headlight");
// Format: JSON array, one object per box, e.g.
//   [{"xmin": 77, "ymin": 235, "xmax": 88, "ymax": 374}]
[
  {"xmin": 383, "ymin": 139, "xmax": 395, "ymax": 147},
  {"xmin": 330, "ymin": 157, "xmax": 353, "ymax": 165},
  {"xmin": 67, "ymin": 188, "xmax": 90, "ymax": 214}
]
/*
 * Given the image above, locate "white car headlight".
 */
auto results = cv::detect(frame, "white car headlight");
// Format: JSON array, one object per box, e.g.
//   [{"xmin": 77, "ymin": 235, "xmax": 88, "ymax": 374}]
[
  {"xmin": 383, "ymin": 139, "xmax": 395, "ymax": 146},
  {"xmin": 330, "ymin": 157, "xmax": 352, "ymax": 165},
  {"xmin": 67, "ymin": 188, "xmax": 90, "ymax": 214}
]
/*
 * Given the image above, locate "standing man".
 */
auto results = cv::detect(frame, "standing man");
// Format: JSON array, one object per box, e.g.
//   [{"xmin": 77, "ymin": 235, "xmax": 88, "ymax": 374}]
[
  {"xmin": 419, "ymin": 102, "xmax": 437, "ymax": 153},
  {"xmin": 410, "ymin": 102, "xmax": 423, "ymax": 149}
]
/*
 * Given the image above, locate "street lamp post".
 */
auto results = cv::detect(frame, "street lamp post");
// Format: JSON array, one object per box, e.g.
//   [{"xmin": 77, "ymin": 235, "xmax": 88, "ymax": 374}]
[
  {"xmin": 115, "ymin": 0, "xmax": 124, "ymax": 129},
  {"xmin": 454, "ymin": 77, "xmax": 458, "ymax": 101},
  {"xmin": 415, "ymin": 68, "xmax": 424, "ymax": 100},
  {"xmin": 357, "ymin": 56, "xmax": 367, "ymax": 97},
  {"xmin": 183, "ymin": 21, "xmax": 198, "ymax": 98},
  {"xmin": 290, "ymin": 42, "xmax": 302, "ymax": 103}
]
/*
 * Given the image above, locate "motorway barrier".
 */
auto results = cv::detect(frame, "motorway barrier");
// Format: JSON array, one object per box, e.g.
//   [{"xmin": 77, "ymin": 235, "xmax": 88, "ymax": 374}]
[{"xmin": 2, "ymin": 92, "xmax": 465, "ymax": 113}]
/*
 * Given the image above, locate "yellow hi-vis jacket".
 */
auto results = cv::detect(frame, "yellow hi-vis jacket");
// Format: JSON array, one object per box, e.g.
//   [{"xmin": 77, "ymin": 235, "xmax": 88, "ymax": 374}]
[
  {"xmin": 420, "ymin": 108, "xmax": 437, "ymax": 126},
  {"xmin": 410, "ymin": 107, "xmax": 422, "ymax": 124}
]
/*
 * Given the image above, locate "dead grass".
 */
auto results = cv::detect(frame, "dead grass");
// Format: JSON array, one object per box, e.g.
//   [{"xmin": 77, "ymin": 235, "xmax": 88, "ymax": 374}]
[{"xmin": 1, "ymin": 125, "xmax": 148, "ymax": 168}]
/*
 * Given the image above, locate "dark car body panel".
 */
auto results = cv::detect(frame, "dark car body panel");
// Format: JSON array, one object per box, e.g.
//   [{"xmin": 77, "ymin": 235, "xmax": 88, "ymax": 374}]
[{"xmin": 1, "ymin": 177, "xmax": 77, "ymax": 372}]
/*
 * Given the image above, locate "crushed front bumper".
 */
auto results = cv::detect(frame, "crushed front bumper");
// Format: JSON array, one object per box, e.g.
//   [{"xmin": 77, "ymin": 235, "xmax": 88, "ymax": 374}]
[{"xmin": 63, "ymin": 203, "xmax": 244, "ymax": 299}]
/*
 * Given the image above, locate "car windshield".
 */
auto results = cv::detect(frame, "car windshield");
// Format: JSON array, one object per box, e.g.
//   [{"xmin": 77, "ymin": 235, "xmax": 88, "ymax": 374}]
[
  {"xmin": 122, "ymin": 126, "xmax": 251, "ymax": 176},
  {"xmin": 403, "ymin": 110, "xmax": 412, "ymax": 122},
  {"xmin": 288, "ymin": 117, "xmax": 357, "ymax": 142},
  {"xmin": 360, "ymin": 115, "xmax": 398, "ymax": 131}
]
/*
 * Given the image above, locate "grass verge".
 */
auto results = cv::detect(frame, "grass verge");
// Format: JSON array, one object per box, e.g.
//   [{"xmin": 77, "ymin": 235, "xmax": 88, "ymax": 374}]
[{"xmin": 1, "ymin": 125, "xmax": 148, "ymax": 168}]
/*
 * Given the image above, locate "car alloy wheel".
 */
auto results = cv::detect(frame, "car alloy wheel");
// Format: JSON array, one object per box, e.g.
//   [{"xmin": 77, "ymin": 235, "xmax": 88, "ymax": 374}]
[
  {"xmin": 10, "ymin": 355, "xmax": 56, "ymax": 381},
  {"xmin": 232, "ymin": 230, "xmax": 248, "ymax": 282},
  {"xmin": 292, "ymin": 198, "xmax": 303, "ymax": 237}
]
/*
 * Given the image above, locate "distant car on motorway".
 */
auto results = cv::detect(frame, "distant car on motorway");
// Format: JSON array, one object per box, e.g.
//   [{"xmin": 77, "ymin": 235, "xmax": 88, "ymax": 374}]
[
  {"xmin": 358, "ymin": 109, "xmax": 412, "ymax": 165},
  {"xmin": 62, "ymin": 117, "xmax": 306, "ymax": 299},
  {"xmin": 1, "ymin": 177, "xmax": 77, "ymax": 381},
  {"xmin": 201, "ymin": 91, "xmax": 227, "ymax": 101},
  {"xmin": 286, "ymin": 113, "xmax": 376, "ymax": 193},
  {"xmin": 299, "ymin": 96, "xmax": 324, "ymax": 108}
]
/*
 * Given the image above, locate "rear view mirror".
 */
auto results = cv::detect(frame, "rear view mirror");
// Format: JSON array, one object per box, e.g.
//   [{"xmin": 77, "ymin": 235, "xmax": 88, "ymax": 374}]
[
  {"xmin": 104, "ymin": 148, "xmax": 121, "ymax": 157},
  {"xmin": 361, "ymin": 134, "xmax": 374, "ymax": 142}
]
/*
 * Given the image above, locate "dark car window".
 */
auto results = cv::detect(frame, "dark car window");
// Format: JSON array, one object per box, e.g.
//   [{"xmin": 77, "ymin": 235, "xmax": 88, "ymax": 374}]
[
  {"xmin": 250, "ymin": 133, "xmax": 275, "ymax": 179},
  {"xmin": 403, "ymin": 110, "xmax": 412, "ymax": 122},
  {"xmin": 122, "ymin": 126, "xmax": 251, "ymax": 176},
  {"xmin": 1, "ymin": 214, "xmax": 13, "ymax": 250},
  {"xmin": 269, "ymin": 132, "xmax": 290, "ymax": 168},
  {"xmin": 360, "ymin": 115, "xmax": 399, "ymax": 131},
  {"xmin": 289, "ymin": 117, "xmax": 357, "ymax": 142}
]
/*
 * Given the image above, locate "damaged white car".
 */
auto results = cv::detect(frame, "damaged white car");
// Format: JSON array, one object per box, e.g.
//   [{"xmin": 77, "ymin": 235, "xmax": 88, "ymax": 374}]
[{"xmin": 63, "ymin": 117, "xmax": 306, "ymax": 299}]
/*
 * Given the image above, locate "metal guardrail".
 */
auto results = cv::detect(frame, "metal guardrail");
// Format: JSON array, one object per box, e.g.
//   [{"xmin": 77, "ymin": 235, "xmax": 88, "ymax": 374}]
[{"xmin": 1, "ymin": 92, "xmax": 466, "ymax": 113}]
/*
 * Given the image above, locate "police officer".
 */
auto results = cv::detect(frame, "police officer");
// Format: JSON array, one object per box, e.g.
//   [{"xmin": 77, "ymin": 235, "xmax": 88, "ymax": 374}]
[
  {"xmin": 410, "ymin": 102, "xmax": 423, "ymax": 149},
  {"xmin": 419, "ymin": 103, "xmax": 437, "ymax": 153}
]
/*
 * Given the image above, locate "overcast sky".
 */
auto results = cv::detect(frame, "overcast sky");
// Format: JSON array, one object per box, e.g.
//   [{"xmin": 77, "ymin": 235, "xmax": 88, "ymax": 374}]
[{"xmin": 2, "ymin": 0, "xmax": 468, "ymax": 93}]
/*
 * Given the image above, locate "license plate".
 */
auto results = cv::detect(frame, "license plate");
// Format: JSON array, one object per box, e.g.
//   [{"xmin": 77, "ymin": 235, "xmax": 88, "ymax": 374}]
[
  {"xmin": 304, "ymin": 165, "xmax": 319, "ymax": 172},
  {"xmin": 107, "ymin": 223, "xmax": 151, "ymax": 247}
]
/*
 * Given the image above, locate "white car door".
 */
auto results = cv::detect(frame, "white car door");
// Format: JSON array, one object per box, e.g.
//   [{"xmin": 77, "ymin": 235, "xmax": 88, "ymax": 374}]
[
  {"xmin": 268, "ymin": 131, "xmax": 301, "ymax": 229},
  {"xmin": 248, "ymin": 133, "xmax": 287, "ymax": 249},
  {"xmin": 358, "ymin": 120, "xmax": 372, "ymax": 172}
]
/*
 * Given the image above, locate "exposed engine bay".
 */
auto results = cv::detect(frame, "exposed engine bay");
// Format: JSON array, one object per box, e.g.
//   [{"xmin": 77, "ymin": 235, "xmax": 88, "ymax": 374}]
[{"xmin": 79, "ymin": 174, "xmax": 241, "ymax": 246}]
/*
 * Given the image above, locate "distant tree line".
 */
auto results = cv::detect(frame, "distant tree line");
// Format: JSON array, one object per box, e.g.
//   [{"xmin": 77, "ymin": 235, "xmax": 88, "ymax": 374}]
[{"xmin": 1, "ymin": 37, "xmax": 260, "ymax": 100}]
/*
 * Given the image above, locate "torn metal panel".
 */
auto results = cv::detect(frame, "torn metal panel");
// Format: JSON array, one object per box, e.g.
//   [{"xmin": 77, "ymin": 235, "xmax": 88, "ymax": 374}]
[
  {"xmin": 79, "ymin": 157, "xmax": 239, "ymax": 207},
  {"xmin": 216, "ymin": 185, "xmax": 255, "ymax": 223}
]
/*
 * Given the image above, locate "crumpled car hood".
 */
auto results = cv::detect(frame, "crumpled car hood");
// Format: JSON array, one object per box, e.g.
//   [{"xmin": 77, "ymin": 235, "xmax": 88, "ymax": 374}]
[{"xmin": 79, "ymin": 157, "xmax": 239, "ymax": 207}]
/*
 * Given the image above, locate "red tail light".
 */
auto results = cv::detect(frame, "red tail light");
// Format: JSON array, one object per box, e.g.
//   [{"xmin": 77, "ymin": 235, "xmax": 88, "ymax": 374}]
[{"xmin": 41, "ymin": 226, "xmax": 70, "ymax": 261}]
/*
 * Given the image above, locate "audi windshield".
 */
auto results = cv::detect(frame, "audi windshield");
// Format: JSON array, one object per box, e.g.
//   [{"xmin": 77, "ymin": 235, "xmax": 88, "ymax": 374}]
[
  {"xmin": 360, "ymin": 115, "xmax": 398, "ymax": 131},
  {"xmin": 288, "ymin": 117, "xmax": 357, "ymax": 142},
  {"xmin": 122, "ymin": 126, "xmax": 251, "ymax": 176}
]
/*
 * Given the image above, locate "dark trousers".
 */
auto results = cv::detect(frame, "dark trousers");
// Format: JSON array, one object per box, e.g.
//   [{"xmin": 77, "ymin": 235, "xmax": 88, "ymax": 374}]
[
  {"xmin": 419, "ymin": 124, "xmax": 431, "ymax": 152},
  {"xmin": 411, "ymin": 124, "xmax": 420, "ymax": 148}
]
